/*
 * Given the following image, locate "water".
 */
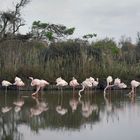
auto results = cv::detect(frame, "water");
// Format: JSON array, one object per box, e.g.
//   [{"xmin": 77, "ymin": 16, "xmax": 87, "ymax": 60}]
[{"xmin": 0, "ymin": 89, "xmax": 140, "ymax": 140}]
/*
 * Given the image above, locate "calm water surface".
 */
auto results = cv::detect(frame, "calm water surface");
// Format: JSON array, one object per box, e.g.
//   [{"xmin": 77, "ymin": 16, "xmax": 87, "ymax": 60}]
[{"xmin": 0, "ymin": 89, "xmax": 140, "ymax": 140}]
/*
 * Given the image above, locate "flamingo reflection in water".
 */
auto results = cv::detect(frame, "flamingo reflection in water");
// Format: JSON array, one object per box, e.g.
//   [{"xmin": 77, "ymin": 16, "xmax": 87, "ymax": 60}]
[
  {"xmin": 69, "ymin": 94, "xmax": 79, "ymax": 113},
  {"xmin": 104, "ymin": 95, "xmax": 119, "ymax": 123},
  {"xmin": 79, "ymin": 95, "xmax": 98, "ymax": 118},
  {"xmin": 1, "ymin": 92, "xmax": 12, "ymax": 113},
  {"xmin": 13, "ymin": 94, "xmax": 25, "ymax": 112},
  {"xmin": 56, "ymin": 92, "xmax": 68, "ymax": 115},
  {"xmin": 30, "ymin": 96, "xmax": 49, "ymax": 117}
]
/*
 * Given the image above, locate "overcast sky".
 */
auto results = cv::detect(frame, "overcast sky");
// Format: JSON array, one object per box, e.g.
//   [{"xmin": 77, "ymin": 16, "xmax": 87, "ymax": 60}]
[{"xmin": 0, "ymin": 0, "xmax": 140, "ymax": 43}]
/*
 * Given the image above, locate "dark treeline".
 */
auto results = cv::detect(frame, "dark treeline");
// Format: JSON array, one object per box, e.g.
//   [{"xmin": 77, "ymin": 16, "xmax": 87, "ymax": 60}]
[{"xmin": 0, "ymin": 36, "xmax": 140, "ymax": 83}]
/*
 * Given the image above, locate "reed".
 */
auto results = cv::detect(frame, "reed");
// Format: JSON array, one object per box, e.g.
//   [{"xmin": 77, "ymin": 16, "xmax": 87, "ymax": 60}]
[{"xmin": 0, "ymin": 38, "xmax": 139, "ymax": 83}]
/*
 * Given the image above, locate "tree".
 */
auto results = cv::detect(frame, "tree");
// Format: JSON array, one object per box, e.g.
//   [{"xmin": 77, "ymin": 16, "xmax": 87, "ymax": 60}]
[
  {"xmin": 0, "ymin": 0, "xmax": 30, "ymax": 39},
  {"xmin": 31, "ymin": 20, "xmax": 75, "ymax": 42},
  {"xmin": 82, "ymin": 33, "xmax": 97, "ymax": 40}
]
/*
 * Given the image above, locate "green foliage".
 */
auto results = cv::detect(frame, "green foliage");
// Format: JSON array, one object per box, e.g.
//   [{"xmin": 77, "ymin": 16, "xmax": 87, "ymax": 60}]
[
  {"xmin": 31, "ymin": 20, "xmax": 75, "ymax": 42},
  {"xmin": 0, "ymin": 37, "xmax": 140, "ymax": 82},
  {"xmin": 93, "ymin": 38, "xmax": 120, "ymax": 55},
  {"xmin": 83, "ymin": 33, "xmax": 97, "ymax": 39}
]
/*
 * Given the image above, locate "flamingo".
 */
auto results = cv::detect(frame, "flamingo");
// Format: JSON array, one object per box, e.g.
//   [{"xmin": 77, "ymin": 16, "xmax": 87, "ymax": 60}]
[
  {"xmin": 56, "ymin": 77, "xmax": 68, "ymax": 92},
  {"xmin": 40, "ymin": 79, "xmax": 49, "ymax": 90},
  {"xmin": 69, "ymin": 77, "xmax": 79, "ymax": 92},
  {"xmin": 56, "ymin": 77, "xmax": 63, "ymax": 83},
  {"xmin": 104, "ymin": 76, "xmax": 114, "ymax": 94},
  {"xmin": 92, "ymin": 78, "xmax": 99, "ymax": 89},
  {"xmin": 78, "ymin": 78, "xmax": 92, "ymax": 97},
  {"xmin": 14, "ymin": 76, "xmax": 25, "ymax": 90},
  {"xmin": 104, "ymin": 77, "xmax": 127, "ymax": 96},
  {"xmin": 107, "ymin": 76, "xmax": 113, "ymax": 86},
  {"xmin": 114, "ymin": 78, "xmax": 127, "ymax": 89},
  {"xmin": 29, "ymin": 77, "xmax": 49, "ymax": 96},
  {"xmin": 118, "ymin": 82, "xmax": 127, "ymax": 89},
  {"xmin": 114, "ymin": 78, "xmax": 121, "ymax": 86},
  {"xmin": 129, "ymin": 80, "xmax": 140, "ymax": 96},
  {"xmin": 1, "ymin": 80, "xmax": 12, "ymax": 92},
  {"xmin": 86, "ymin": 77, "xmax": 99, "ymax": 90}
]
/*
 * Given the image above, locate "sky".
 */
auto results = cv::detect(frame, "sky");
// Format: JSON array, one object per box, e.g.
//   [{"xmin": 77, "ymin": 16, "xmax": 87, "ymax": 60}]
[{"xmin": 0, "ymin": 0, "xmax": 140, "ymax": 43}]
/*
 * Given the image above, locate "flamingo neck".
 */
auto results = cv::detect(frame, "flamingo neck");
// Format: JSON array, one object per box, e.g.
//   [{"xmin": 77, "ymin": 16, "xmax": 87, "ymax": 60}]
[
  {"xmin": 104, "ymin": 84, "xmax": 115, "ymax": 94},
  {"xmin": 78, "ymin": 85, "xmax": 85, "ymax": 96}
]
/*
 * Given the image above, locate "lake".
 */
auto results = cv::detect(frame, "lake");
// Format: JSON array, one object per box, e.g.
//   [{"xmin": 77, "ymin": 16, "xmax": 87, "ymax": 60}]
[{"xmin": 0, "ymin": 89, "xmax": 140, "ymax": 140}]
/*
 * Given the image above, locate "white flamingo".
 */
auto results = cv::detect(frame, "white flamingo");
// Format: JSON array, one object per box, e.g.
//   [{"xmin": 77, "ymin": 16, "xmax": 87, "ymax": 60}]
[
  {"xmin": 56, "ymin": 77, "xmax": 68, "ymax": 92},
  {"xmin": 129, "ymin": 80, "xmax": 140, "ymax": 96},
  {"xmin": 14, "ymin": 76, "xmax": 25, "ymax": 90},
  {"xmin": 2, "ymin": 80, "xmax": 12, "ymax": 92},
  {"xmin": 92, "ymin": 78, "xmax": 99, "ymax": 89}
]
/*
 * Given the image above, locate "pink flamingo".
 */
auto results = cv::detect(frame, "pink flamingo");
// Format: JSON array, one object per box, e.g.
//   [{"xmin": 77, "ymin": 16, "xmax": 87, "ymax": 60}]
[
  {"xmin": 69, "ymin": 77, "xmax": 79, "ymax": 93},
  {"xmin": 29, "ymin": 77, "xmax": 49, "ymax": 96},
  {"xmin": 78, "ymin": 78, "xmax": 92, "ymax": 97}
]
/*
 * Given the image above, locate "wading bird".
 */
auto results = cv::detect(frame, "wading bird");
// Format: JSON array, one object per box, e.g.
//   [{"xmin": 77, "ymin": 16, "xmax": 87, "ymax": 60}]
[
  {"xmin": 92, "ymin": 78, "xmax": 99, "ymax": 89},
  {"xmin": 69, "ymin": 77, "xmax": 79, "ymax": 93},
  {"xmin": 56, "ymin": 77, "xmax": 68, "ymax": 92},
  {"xmin": 1, "ymin": 80, "xmax": 12, "ymax": 92},
  {"xmin": 14, "ymin": 76, "xmax": 25, "ymax": 90},
  {"xmin": 78, "ymin": 78, "xmax": 93, "ymax": 97},
  {"xmin": 29, "ymin": 77, "xmax": 49, "ymax": 96},
  {"xmin": 104, "ymin": 77, "xmax": 127, "ymax": 96},
  {"xmin": 129, "ymin": 80, "xmax": 140, "ymax": 96}
]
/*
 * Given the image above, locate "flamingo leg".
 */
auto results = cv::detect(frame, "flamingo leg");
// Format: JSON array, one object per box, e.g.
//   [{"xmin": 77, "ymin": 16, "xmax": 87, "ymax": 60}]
[{"xmin": 32, "ymin": 86, "xmax": 40, "ymax": 96}]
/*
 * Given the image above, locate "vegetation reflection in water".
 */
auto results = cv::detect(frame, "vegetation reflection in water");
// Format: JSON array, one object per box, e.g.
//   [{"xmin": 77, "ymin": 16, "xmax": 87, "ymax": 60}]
[{"xmin": 0, "ymin": 90, "xmax": 140, "ymax": 140}]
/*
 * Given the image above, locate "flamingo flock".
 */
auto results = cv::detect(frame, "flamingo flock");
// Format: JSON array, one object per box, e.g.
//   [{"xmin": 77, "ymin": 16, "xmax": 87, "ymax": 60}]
[{"xmin": 1, "ymin": 75, "xmax": 140, "ymax": 98}]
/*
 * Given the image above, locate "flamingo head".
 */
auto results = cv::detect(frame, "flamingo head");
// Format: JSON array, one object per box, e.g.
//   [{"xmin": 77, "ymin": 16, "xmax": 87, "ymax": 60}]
[{"xmin": 29, "ymin": 77, "xmax": 33, "ymax": 80}]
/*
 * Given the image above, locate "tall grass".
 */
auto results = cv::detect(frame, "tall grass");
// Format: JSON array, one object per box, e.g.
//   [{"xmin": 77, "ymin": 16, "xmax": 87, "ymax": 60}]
[{"xmin": 0, "ymin": 38, "xmax": 140, "ymax": 83}]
